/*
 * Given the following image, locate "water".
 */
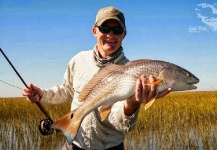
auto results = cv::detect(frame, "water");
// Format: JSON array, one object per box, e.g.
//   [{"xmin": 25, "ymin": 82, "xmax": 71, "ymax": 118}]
[{"xmin": 1, "ymin": 123, "xmax": 217, "ymax": 149}]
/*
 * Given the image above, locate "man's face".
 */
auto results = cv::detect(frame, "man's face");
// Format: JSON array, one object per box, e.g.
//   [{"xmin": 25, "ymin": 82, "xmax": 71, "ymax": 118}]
[{"xmin": 93, "ymin": 19, "xmax": 126, "ymax": 58}]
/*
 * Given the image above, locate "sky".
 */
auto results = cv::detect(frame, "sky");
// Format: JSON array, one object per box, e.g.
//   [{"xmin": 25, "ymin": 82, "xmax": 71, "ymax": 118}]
[{"xmin": 0, "ymin": 0, "xmax": 217, "ymax": 97}]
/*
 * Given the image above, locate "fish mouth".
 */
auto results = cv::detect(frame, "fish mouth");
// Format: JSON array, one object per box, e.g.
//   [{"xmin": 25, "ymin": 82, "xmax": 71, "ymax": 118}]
[
  {"xmin": 187, "ymin": 78, "xmax": 199, "ymax": 89},
  {"xmin": 187, "ymin": 83, "xmax": 197, "ymax": 89}
]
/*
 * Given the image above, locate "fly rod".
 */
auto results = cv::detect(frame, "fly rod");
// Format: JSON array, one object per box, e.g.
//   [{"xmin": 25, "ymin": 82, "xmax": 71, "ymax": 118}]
[{"xmin": 0, "ymin": 48, "xmax": 54, "ymax": 135}]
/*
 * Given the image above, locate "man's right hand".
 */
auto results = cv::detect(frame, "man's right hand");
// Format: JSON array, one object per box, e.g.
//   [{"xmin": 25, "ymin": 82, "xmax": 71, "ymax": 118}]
[{"xmin": 23, "ymin": 84, "xmax": 43, "ymax": 103}]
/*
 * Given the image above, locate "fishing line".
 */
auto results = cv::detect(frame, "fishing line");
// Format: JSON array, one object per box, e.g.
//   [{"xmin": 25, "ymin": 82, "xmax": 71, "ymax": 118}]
[
  {"xmin": 0, "ymin": 48, "xmax": 54, "ymax": 135},
  {"xmin": 0, "ymin": 48, "xmax": 50, "ymax": 117},
  {"xmin": 0, "ymin": 79, "xmax": 23, "ymax": 90}
]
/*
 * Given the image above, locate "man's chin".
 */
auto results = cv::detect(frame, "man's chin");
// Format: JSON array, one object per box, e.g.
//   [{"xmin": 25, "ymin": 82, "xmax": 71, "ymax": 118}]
[{"xmin": 103, "ymin": 45, "xmax": 117, "ymax": 52}]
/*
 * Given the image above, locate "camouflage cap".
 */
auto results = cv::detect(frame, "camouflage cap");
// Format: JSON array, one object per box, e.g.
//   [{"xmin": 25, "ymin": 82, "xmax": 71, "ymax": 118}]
[{"xmin": 95, "ymin": 6, "xmax": 126, "ymax": 28}]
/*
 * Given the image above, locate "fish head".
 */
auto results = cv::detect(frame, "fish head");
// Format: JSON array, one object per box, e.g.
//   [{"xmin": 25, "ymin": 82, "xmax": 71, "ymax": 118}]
[{"xmin": 159, "ymin": 64, "xmax": 199, "ymax": 91}]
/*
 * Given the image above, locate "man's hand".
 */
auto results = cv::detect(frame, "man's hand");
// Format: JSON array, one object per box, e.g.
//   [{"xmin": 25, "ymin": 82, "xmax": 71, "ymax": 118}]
[
  {"xmin": 23, "ymin": 84, "xmax": 43, "ymax": 103},
  {"xmin": 124, "ymin": 75, "xmax": 171, "ymax": 116}
]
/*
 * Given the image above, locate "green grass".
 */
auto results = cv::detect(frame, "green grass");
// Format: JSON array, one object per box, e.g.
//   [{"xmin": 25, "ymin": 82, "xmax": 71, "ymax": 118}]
[{"xmin": 1, "ymin": 91, "xmax": 217, "ymax": 149}]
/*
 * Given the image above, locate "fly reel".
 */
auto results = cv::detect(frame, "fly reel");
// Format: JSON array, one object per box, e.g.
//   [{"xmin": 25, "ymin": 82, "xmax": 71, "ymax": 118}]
[{"xmin": 38, "ymin": 118, "xmax": 54, "ymax": 135}]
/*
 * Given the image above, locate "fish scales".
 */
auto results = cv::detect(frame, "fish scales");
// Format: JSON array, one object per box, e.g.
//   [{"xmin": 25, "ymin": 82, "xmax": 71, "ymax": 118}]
[
  {"xmin": 74, "ymin": 71, "xmax": 136, "ymax": 120},
  {"xmin": 124, "ymin": 60, "xmax": 163, "ymax": 78}
]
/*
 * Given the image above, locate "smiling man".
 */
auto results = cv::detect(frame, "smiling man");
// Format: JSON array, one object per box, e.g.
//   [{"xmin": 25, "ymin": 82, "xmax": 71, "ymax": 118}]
[{"xmin": 23, "ymin": 6, "xmax": 170, "ymax": 150}]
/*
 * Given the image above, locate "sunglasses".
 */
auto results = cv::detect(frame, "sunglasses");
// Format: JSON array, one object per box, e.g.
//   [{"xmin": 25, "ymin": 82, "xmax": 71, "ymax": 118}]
[{"xmin": 97, "ymin": 26, "xmax": 125, "ymax": 35}]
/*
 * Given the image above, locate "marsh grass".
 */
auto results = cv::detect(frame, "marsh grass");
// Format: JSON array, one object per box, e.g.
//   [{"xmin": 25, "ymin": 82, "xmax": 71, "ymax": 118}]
[
  {"xmin": 1, "ymin": 91, "xmax": 217, "ymax": 149},
  {"xmin": 0, "ymin": 97, "xmax": 70, "ymax": 149},
  {"xmin": 125, "ymin": 91, "xmax": 217, "ymax": 150}
]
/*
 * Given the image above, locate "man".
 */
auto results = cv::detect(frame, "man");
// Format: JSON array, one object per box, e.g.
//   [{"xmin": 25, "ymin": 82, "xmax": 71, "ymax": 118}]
[{"xmin": 23, "ymin": 6, "xmax": 170, "ymax": 150}]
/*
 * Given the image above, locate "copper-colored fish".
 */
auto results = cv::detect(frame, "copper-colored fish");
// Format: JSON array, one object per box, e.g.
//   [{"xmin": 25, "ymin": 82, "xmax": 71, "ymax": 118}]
[{"xmin": 51, "ymin": 59, "xmax": 199, "ymax": 144}]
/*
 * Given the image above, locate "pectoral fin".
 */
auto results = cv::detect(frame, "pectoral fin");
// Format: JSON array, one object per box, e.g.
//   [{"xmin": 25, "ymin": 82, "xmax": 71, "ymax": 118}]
[
  {"xmin": 146, "ymin": 79, "xmax": 163, "ymax": 86},
  {"xmin": 144, "ymin": 99, "xmax": 156, "ymax": 110},
  {"xmin": 144, "ymin": 93, "xmax": 159, "ymax": 110},
  {"xmin": 98, "ymin": 105, "xmax": 112, "ymax": 121}
]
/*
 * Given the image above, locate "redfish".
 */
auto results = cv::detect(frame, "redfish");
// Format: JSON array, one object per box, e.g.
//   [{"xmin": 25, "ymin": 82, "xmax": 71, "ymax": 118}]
[{"xmin": 51, "ymin": 59, "xmax": 199, "ymax": 144}]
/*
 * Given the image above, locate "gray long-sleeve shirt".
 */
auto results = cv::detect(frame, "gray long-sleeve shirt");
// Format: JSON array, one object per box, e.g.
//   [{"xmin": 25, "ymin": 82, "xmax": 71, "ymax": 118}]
[{"xmin": 40, "ymin": 49, "xmax": 139, "ymax": 149}]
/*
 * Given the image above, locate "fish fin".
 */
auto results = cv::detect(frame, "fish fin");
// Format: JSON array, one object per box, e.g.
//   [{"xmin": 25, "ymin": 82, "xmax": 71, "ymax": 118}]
[
  {"xmin": 144, "ymin": 98, "xmax": 156, "ymax": 110},
  {"xmin": 144, "ymin": 93, "xmax": 159, "ymax": 110},
  {"xmin": 98, "ymin": 105, "xmax": 112, "ymax": 121},
  {"xmin": 146, "ymin": 79, "xmax": 163, "ymax": 86},
  {"xmin": 51, "ymin": 111, "xmax": 81, "ymax": 144},
  {"xmin": 78, "ymin": 64, "xmax": 123, "ymax": 102}
]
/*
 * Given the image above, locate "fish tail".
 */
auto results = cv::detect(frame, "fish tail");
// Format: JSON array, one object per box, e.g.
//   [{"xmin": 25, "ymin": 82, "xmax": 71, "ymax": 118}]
[{"xmin": 51, "ymin": 111, "xmax": 81, "ymax": 144}]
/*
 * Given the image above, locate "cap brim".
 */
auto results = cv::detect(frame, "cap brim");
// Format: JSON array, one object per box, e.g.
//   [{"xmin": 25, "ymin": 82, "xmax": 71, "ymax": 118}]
[{"xmin": 96, "ymin": 17, "xmax": 125, "ymax": 28}]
